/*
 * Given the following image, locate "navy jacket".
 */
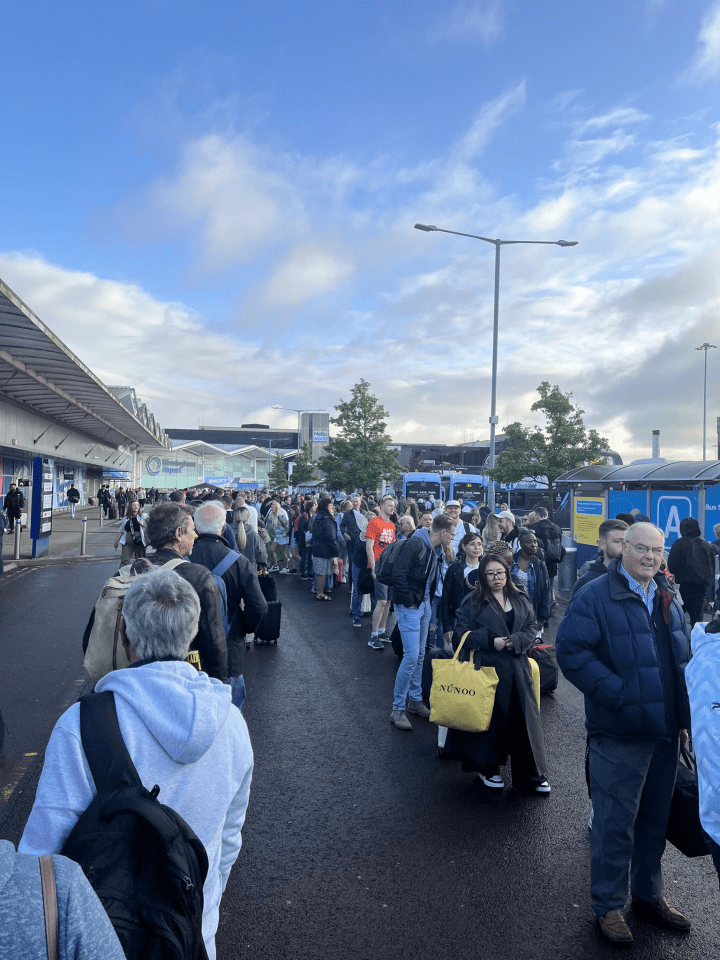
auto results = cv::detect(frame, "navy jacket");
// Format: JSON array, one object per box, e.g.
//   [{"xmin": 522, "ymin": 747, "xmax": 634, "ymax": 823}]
[{"xmin": 556, "ymin": 557, "xmax": 691, "ymax": 740}]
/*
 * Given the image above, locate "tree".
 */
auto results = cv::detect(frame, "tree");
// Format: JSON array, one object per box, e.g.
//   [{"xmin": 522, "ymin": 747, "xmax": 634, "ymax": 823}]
[
  {"xmin": 268, "ymin": 451, "xmax": 288, "ymax": 489},
  {"xmin": 489, "ymin": 381, "xmax": 610, "ymax": 519},
  {"xmin": 290, "ymin": 442, "xmax": 318, "ymax": 485},
  {"xmin": 318, "ymin": 379, "xmax": 402, "ymax": 492}
]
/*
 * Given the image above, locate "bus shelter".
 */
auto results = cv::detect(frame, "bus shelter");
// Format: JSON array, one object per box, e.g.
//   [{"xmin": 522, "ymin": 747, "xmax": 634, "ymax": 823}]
[{"xmin": 555, "ymin": 460, "xmax": 720, "ymax": 571}]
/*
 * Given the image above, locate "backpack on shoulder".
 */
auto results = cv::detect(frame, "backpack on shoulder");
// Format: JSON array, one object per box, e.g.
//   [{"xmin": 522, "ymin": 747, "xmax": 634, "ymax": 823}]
[
  {"xmin": 543, "ymin": 527, "xmax": 564, "ymax": 564},
  {"xmin": 61, "ymin": 692, "xmax": 210, "ymax": 960},
  {"xmin": 83, "ymin": 557, "xmax": 187, "ymax": 682},
  {"xmin": 374, "ymin": 538, "xmax": 409, "ymax": 586},
  {"xmin": 209, "ymin": 551, "xmax": 241, "ymax": 637}
]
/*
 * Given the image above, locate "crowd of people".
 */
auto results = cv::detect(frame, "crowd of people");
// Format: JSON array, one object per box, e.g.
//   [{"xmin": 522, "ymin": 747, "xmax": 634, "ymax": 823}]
[{"xmin": 2, "ymin": 481, "xmax": 719, "ymax": 954}]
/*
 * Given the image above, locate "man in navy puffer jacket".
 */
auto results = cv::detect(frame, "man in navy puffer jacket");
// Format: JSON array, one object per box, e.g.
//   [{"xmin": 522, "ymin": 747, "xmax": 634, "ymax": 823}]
[{"xmin": 557, "ymin": 522, "xmax": 692, "ymax": 945}]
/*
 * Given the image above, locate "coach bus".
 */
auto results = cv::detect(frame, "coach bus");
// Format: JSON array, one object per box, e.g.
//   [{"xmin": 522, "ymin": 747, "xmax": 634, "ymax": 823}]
[
  {"xmin": 449, "ymin": 474, "xmax": 487, "ymax": 508},
  {"xmin": 401, "ymin": 472, "xmax": 450, "ymax": 504}
]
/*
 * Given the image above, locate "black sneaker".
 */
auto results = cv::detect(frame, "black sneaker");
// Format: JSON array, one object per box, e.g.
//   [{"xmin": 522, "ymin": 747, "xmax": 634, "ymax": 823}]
[
  {"xmin": 367, "ymin": 638, "xmax": 384, "ymax": 650},
  {"xmin": 352, "ymin": 618, "xmax": 361, "ymax": 627}
]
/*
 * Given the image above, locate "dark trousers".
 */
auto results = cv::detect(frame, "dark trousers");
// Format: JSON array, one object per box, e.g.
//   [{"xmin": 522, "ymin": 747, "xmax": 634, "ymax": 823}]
[
  {"xmin": 679, "ymin": 582, "xmax": 707, "ymax": 627},
  {"xmin": 588, "ymin": 734, "xmax": 679, "ymax": 915}
]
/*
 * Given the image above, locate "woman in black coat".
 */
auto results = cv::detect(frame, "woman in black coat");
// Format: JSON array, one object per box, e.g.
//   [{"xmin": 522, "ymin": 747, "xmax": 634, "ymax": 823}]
[
  {"xmin": 3, "ymin": 484, "xmax": 25, "ymax": 532},
  {"xmin": 445, "ymin": 553, "xmax": 550, "ymax": 794},
  {"xmin": 511, "ymin": 530, "xmax": 552, "ymax": 635},
  {"xmin": 311, "ymin": 497, "xmax": 340, "ymax": 601},
  {"xmin": 440, "ymin": 531, "xmax": 484, "ymax": 644}
]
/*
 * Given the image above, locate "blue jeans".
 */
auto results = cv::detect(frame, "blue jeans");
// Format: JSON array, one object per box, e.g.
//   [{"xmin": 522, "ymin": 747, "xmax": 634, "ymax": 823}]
[
  {"xmin": 392, "ymin": 599, "xmax": 431, "ymax": 711},
  {"xmin": 351, "ymin": 562, "xmax": 376, "ymax": 619},
  {"xmin": 588, "ymin": 734, "xmax": 679, "ymax": 915},
  {"xmin": 429, "ymin": 594, "xmax": 444, "ymax": 642},
  {"xmin": 229, "ymin": 675, "xmax": 247, "ymax": 711}
]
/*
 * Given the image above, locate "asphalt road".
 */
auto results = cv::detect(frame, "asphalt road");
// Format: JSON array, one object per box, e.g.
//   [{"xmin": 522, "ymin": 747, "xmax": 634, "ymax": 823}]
[{"xmin": 1, "ymin": 564, "xmax": 718, "ymax": 959}]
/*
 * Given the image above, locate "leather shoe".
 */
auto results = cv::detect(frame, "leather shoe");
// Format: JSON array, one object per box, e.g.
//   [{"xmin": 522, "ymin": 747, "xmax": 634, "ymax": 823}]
[
  {"xmin": 406, "ymin": 699, "xmax": 431, "ymax": 719},
  {"xmin": 597, "ymin": 910, "xmax": 633, "ymax": 945},
  {"xmin": 632, "ymin": 897, "xmax": 691, "ymax": 931}
]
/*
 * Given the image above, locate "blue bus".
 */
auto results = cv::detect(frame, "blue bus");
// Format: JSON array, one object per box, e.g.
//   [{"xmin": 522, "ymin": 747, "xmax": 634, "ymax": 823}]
[
  {"xmin": 401, "ymin": 472, "xmax": 450, "ymax": 505},
  {"xmin": 449, "ymin": 474, "xmax": 487, "ymax": 508}
]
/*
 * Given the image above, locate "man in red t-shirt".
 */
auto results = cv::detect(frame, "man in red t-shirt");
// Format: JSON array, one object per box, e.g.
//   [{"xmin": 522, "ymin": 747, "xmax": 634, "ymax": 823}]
[{"xmin": 365, "ymin": 495, "xmax": 397, "ymax": 650}]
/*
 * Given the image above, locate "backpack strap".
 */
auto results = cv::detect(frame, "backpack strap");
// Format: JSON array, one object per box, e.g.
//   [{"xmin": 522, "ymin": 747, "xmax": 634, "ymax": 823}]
[
  {"xmin": 160, "ymin": 557, "xmax": 188, "ymax": 571},
  {"xmin": 39, "ymin": 855, "xmax": 59, "ymax": 960},
  {"xmin": 80, "ymin": 691, "xmax": 143, "ymax": 794},
  {"xmin": 211, "ymin": 550, "xmax": 240, "ymax": 580}
]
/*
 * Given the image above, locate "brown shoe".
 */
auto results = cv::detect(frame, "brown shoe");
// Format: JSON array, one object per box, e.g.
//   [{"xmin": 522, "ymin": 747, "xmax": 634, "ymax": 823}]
[
  {"xmin": 632, "ymin": 897, "xmax": 691, "ymax": 931},
  {"xmin": 406, "ymin": 699, "xmax": 431, "ymax": 719},
  {"xmin": 597, "ymin": 910, "xmax": 633, "ymax": 945}
]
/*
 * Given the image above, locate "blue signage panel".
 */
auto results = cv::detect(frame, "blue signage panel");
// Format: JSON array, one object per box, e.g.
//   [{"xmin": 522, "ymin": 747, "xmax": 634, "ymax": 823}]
[
  {"xmin": 704, "ymin": 485, "xmax": 720, "ymax": 541},
  {"xmin": 607, "ymin": 490, "xmax": 648, "ymax": 518},
  {"xmin": 651, "ymin": 490, "xmax": 698, "ymax": 548},
  {"xmin": 30, "ymin": 455, "xmax": 53, "ymax": 558}
]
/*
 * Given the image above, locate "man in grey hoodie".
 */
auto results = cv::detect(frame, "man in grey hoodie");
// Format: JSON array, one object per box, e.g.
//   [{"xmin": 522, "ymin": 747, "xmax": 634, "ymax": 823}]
[{"xmin": 19, "ymin": 568, "xmax": 253, "ymax": 960}]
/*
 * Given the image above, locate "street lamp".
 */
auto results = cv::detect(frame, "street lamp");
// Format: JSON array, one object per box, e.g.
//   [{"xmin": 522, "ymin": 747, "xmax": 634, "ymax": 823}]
[
  {"xmin": 414, "ymin": 223, "xmax": 578, "ymax": 511},
  {"xmin": 696, "ymin": 342, "xmax": 716, "ymax": 460}
]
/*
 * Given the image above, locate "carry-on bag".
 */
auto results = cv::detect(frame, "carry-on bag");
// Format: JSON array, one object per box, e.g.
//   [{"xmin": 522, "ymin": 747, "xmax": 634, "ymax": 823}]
[
  {"xmin": 666, "ymin": 742, "xmax": 708, "ymax": 857},
  {"xmin": 528, "ymin": 644, "xmax": 559, "ymax": 694},
  {"xmin": 255, "ymin": 599, "xmax": 282, "ymax": 643},
  {"xmin": 258, "ymin": 572, "xmax": 278, "ymax": 602}
]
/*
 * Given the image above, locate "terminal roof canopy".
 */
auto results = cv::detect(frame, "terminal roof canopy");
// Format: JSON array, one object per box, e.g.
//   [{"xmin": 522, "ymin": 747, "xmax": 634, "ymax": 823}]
[
  {"xmin": 0, "ymin": 278, "xmax": 168, "ymax": 449},
  {"xmin": 555, "ymin": 461, "xmax": 720, "ymax": 484}
]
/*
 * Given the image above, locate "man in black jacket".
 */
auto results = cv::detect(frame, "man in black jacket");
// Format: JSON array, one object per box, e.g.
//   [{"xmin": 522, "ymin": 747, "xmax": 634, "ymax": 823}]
[
  {"xmin": 529, "ymin": 506, "xmax": 565, "ymax": 599},
  {"xmin": 390, "ymin": 514, "xmax": 456, "ymax": 730},
  {"xmin": 572, "ymin": 519, "xmax": 629, "ymax": 597},
  {"xmin": 146, "ymin": 502, "xmax": 228, "ymax": 681},
  {"xmin": 190, "ymin": 502, "xmax": 267, "ymax": 707}
]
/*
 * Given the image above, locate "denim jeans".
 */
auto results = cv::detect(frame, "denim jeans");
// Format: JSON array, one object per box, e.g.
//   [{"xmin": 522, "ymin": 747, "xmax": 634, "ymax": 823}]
[
  {"xmin": 351, "ymin": 562, "xmax": 376, "ymax": 619},
  {"xmin": 229, "ymin": 674, "xmax": 247, "ymax": 711},
  {"xmin": 429, "ymin": 594, "xmax": 444, "ymax": 642},
  {"xmin": 392, "ymin": 599, "xmax": 431, "ymax": 711}
]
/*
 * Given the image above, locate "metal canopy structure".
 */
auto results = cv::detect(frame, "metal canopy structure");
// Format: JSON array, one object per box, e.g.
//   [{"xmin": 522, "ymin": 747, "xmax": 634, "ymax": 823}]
[
  {"xmin": 555, "ymin": 460, "xmax": 720, "ymax": 485},
  {"xmin": 0, "ymin": 278, "xmax": 168, "ymax": 449}
]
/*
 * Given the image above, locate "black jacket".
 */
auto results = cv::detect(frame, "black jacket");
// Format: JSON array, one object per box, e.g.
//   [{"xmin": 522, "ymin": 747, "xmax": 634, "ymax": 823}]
[
  {"xmin": 148, "ymin": 547, "xmax": 228, "ymax": 681},
  {"xmin": 512, "ymin": 551, "xmax": 552, "ymax": 624},
  {"xmin": 393, "ymin": 531, "xmax": 439, "ymax": 608},
  {"xmin": 189, "ymin": 533, "xmax": 268, "ymax": 678},
  {"xmin": 667, "ymin": 520, "xmax": 715, "ymax": 587},
  {"xmin": 530, "ymin": 519, "xmax": 565, "ymax": 578},
  {"xmin": 311, "ymin": 511, "xmax": 340, "ymax": 560},
  {"xmin": 572, "ymin": 557, "xmax": 608, "ymax": 596},
  {"xmin": 440, "ymin": 560, "xmax": 475, "ymax": 630}
]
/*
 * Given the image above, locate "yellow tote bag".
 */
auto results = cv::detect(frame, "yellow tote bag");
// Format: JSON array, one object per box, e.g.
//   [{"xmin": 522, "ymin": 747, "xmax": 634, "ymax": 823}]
[
  {"xmin": 529, "ymin": 657, "xmax": 541, "ymax": 710},
  {"xmin": 429, "ymin": 632, "xmax": 499, "ymax": 733}
]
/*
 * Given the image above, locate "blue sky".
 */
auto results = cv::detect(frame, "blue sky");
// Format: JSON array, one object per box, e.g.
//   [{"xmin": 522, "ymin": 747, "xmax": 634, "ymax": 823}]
[{"xmin": 2, "ymin": 0, "xmax": 720, "ymax": 459}]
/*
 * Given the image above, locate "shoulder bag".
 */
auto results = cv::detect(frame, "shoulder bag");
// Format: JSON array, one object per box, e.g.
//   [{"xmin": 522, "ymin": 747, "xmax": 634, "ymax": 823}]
[{"xmin": 429, "ymin": 631, "xmax": 499, "ymax": 733}]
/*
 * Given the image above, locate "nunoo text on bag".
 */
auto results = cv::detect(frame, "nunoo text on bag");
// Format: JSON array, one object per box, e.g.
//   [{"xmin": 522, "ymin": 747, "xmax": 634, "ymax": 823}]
[{"xmin": 429, "ymin": 632, "xmax": 499, "ymax": 733}]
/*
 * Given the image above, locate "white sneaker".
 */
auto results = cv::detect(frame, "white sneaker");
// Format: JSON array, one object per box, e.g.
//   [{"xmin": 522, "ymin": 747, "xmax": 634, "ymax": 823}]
[
  {"xmin": 478, "ymin": 774, "xmax": 504, "ymax": 789},
  {"xmin": 279, "ymin": 568, "xmax": 289, "ymax": 574},
  {"xmin": 268, "ymin": 565, "xmax": 279, "ymax": 573},
  {"xmin": 534, "ymin": 781, "xmax": 552, "ymax": 794}
]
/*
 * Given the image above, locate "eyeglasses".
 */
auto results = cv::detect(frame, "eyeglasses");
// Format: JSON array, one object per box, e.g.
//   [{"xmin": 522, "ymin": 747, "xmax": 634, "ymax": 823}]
[
  {"xmin": 630, "ymin": 542, "xmax": 664, "ymax": 557},
  {"xmin": 487, "ymin": 570, "xmax": 507, "ymax": 579}
]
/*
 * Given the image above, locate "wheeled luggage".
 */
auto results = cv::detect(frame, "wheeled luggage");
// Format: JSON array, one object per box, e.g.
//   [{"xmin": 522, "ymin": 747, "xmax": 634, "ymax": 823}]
[
  {"xmin": 254, "ymin": 599, "xmax": 282, "ymax": 644},
  {"xmin": 528, "ymin": 644, "xmax": 559, "ymax": 694},
  {"xmin": 258, "ymin": 572, "xmax": 278, "ymax": 602},
  {"xmin": 109, "ymin": 502, "xmax": 119, "ymax": 520}
]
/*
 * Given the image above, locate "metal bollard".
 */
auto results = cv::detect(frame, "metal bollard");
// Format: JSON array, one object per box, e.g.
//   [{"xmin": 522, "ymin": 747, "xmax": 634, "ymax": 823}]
[
  {"xmin": 99, "ymin": 504, "xmax": 103, "ymax": 527},
  {"xmin": 80, "ymin": 517, "xmax": 88, "ymax": 556},
  {"xmin": 13, "ymin": 523, "xmax": 21, "ymax": 560}
]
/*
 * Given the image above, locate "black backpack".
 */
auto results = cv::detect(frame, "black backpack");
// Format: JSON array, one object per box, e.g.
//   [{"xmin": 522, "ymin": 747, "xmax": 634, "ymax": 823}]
[
  {"xmin": 543, "ymin": 526, "xmax": 564, "ymax": 563},
  {"xmin": 374, "ymin": 538, "xmax": 409, "ymax": 586},
  {"xmin": 61, "ymin": 692, "xmax": 210, "ymax": 960}
]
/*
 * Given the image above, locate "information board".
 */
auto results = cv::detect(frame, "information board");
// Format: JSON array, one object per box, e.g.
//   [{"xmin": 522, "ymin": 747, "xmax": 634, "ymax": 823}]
[
  {"xmin": 573, "ymin": 497, "xmax": 605, "ymax": 544},
  {"xmin": 30, "ymin": 455, "xmax": 53, "ymax": 557}
]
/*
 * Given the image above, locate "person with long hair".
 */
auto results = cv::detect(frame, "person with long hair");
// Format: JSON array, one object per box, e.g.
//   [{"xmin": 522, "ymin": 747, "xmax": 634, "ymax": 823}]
[
  {"xmin": 233, "ymin": 506, "xmax": 267, "ymax": 569},
  {"xmin": 481, "ymin": 512, "xmax": 501, "ymax": 549},
  {"xmin": 311, "ymin": 497, "xmax": 340, "ymax": 601},
  {"xmin": 445, "ymin": 553, "xmax": 551, "ymax": 794},
  {"xmin": 113, "ymin": 499, "xmax": 147, "ymax": 565},
  {"xmin": 440, "ymin": 531, "xmax": 484, "ymax": 645},
  {"xmin": 266, "ymin": 499, "xmax": 290, "ymax": 572}
]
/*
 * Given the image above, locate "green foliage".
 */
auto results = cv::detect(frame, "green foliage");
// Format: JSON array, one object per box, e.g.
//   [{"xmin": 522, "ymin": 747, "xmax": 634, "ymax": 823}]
[
  {"xmin": 318, "ymin": 379, "xmax": 402, "ymax": 492},
  {"xmin": 268, "ymin": 451, "xmax": 288, "ymax": 488},
  {"xmin": 291, "ymin": 442, "xmax": 318, "ymax": 485},
  {"xmin": 489, "ymin": 381, "xmax": 609, "ymax": 519}
]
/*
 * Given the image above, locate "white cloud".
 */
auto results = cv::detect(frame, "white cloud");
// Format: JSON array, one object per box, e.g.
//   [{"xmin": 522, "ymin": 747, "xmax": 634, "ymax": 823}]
[
  {"xmin": 430, "ymin": 0, "xmax": 504, "ymax": 46},
  {"xmin": 683, "ymin": 1, "xmax": 720, "ymax": 82},
  {"xmin": 575, "ymin": 107, "xmax": 651, "ymax": 134},
  {"xmin": 260, "ymin": 245, "xmax": 355, "ymax": 308}
]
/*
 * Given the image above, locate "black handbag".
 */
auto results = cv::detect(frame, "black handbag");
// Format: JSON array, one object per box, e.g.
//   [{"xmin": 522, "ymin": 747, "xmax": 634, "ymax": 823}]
[
  {"xmin": 666, "ymin": 742, "xmax": 708, "ymax": 858},
  {"xmin": 528, "ymin": 643, "xmax": 559, "ymax": 694}
]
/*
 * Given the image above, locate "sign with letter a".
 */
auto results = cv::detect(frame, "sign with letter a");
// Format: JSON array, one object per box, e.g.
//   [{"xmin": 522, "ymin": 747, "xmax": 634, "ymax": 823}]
[{"xmin": 651, "ymin": 491, "xmax": 698, "ymax": 548}]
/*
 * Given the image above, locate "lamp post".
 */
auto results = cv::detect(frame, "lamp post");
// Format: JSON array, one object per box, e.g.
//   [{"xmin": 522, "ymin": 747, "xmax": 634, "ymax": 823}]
[
  {"xmin": 415, "ymin": 223, "xmax": 578, "ymax": 511},
  {"xmin": 696, "ymin": 342, "xmax": 716, "ymax": 460}
]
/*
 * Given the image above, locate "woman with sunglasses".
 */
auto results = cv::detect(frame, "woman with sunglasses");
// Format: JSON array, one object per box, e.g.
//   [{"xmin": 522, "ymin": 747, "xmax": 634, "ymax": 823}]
[{"xmin": 444, "ymin": 553, "xmax": 551, "ymax": 794}]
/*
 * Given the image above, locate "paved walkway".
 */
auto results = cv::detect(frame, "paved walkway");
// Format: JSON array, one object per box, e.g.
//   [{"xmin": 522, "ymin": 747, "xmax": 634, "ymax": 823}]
[{"xmin": 1, "ymin": 505, "xmax": 126, "ymax": 570}]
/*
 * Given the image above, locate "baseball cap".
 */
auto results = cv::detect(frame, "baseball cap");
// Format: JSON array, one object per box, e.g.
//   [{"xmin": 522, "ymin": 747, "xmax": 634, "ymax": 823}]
[
  {"xmin": 446, "ymin": 500, "xmax": 462, "ymax": 507},
  {"xmin": 496, "ymin": 509, "xmax": 515, "ymax": 521}
]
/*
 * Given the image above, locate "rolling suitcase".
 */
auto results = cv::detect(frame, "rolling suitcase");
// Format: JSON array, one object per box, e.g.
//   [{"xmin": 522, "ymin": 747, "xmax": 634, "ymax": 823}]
[
  {"xmin": 528, "ymin": 644, "xmax": 559, "ymax": 694},
  {"xmin": 254, "ymin": 599, "xmax": 281, "ymax": 645},
  {"xmin": 258, "ymin": 573, "xmax": 277, "ymax": 602},
  {"xmin": 109, "ymin": 502, "xmax": 119, "ymax": 520}
]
